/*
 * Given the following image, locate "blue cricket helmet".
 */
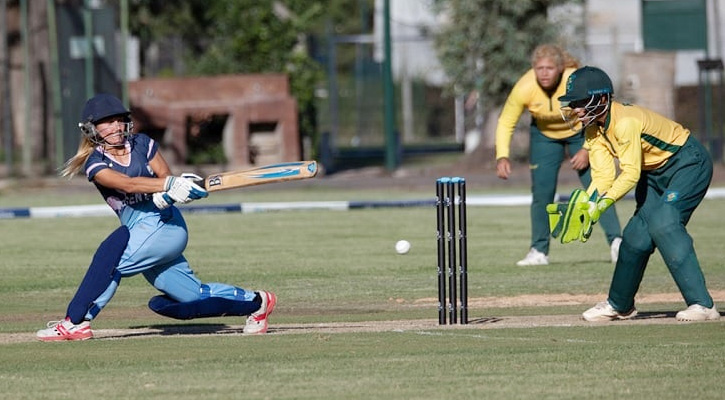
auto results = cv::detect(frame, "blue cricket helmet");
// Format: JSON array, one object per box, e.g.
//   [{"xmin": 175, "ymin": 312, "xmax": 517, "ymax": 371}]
[{"xmin": 80, "ymin": 93, "xmax": 130, "ymax": 124}]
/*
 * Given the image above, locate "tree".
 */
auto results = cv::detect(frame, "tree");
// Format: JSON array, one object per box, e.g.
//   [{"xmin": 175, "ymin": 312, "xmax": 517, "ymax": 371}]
[{"xmin": 432, "ymin": 0, "xmax": 580, "ymax": 161}]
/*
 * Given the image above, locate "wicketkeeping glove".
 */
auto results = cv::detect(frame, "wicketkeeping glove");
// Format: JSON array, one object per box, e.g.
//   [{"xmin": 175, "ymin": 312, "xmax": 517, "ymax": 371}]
[
  {"xmin": 557, "ymin": 189, "xmax": 591, "ymax": 244},
  {"xmin": 548, "ymin": 189, "xmax": 616, "ymax": 244},
  {"xmin": 580, "ymin": 192, "xmax": 615, "ymax": 241},
  {"xmin": 546, "ymin": 202, "xmax": 568, "ymax": 240}
]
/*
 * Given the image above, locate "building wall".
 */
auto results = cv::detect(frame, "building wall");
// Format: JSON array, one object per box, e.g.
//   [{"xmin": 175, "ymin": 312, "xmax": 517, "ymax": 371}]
[{"xmin": 581, "ymin": 0, "xmax": 724, "ymax": 87}]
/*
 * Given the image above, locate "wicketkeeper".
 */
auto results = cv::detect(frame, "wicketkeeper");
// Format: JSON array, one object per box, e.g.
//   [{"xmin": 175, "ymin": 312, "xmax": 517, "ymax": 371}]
[
  {"xmin": 495, "ymin": 44, "xmax": 622, "ymax": 266},
  {"xmin": 551, "ymin": 66, "xmax": 719, "ymax": 322}
]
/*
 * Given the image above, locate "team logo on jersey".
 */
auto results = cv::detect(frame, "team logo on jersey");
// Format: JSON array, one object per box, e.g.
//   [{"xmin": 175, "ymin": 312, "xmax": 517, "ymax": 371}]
[
  {"xmin": 664, "ymin": 190, "xmax": 679, "ymax": 203},
  {"xmin": 107, "ymin": 196, "xmax": 123, "ymax": 212}
]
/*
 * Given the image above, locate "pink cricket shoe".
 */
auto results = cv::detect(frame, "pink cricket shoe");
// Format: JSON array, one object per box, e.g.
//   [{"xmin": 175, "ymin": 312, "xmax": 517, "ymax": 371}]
[
  {"xmin": 243, "ymin": 291, "xmax": 276, "ymax": 334},
  {"xmin": 37, "ymin": 318, "xmax": 93, "ymax": 342}
]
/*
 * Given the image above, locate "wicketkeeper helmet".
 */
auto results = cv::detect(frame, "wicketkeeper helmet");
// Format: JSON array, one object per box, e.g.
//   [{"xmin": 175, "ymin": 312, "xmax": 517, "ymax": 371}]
[
  {"xmin": 558, "ymin": 66, "xmax": 613, "ymax": 105},
  {"xmin": 558, "ymin": 66, "xmax": 613, "ymax": 130}
]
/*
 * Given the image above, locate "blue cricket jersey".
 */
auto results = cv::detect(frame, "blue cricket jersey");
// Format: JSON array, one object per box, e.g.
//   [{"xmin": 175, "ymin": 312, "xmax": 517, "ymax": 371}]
[{"xmin": 84, "ymin": 133, "xmax": 171, "ymax": 226}]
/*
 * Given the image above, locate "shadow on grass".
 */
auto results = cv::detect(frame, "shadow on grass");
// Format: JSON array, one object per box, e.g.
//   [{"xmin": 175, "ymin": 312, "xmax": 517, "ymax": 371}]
[
  {"xmin": 634, "ymin": 311, "xmax": 677, "ymax": 319},
  {"xmin": 100, "ymin": 323, "xmax": 241, "ymax": 339}
]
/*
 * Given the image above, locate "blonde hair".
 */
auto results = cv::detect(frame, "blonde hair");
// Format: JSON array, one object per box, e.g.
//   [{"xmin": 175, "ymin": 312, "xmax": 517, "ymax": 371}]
[
  {"xmin": 531, "ymin": 44, "xmax": 580, "ymax": 69},
  {"xmin": 60, "ymin": 137, "xmax": 95, "ymax": 178}
]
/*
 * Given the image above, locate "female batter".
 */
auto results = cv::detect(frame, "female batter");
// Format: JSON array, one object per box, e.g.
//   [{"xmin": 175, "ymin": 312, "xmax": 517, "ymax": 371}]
[{"xmin": 37, "ymin": 94, "xmax": 275, "ymax": 341}]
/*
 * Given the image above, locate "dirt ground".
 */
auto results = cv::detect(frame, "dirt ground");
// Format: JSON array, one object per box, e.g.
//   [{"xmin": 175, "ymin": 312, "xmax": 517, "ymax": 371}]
[{"xmin": 4, "ymin": 290, "xmax": 724, "ymax": 344}]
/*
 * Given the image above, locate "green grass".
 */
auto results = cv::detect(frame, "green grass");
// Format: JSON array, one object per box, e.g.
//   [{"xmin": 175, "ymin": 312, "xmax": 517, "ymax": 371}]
[
  {"xmin": 1, "ymin": 182, "xmax": 725, "ymax": 399},
  {"xmin": 2, "ymin": 326, "xmax": 724, "ymax": 399}
]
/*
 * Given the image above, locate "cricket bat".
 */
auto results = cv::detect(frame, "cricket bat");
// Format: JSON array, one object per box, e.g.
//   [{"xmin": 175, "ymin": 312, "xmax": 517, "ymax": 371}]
[{"xmin": 203, "ymin": 161, "xmax": 318, "ymax": 192}]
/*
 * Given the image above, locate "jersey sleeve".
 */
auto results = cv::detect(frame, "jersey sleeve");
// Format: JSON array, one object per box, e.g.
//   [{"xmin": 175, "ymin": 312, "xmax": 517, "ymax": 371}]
[
  {"xmin": 605, "ymin": 117, "xmax": 642, "ymax": 200},
  {"xmin": 495, "ymin": 76, "xmax": 529, "ymax": 160},
  {"xmin": 141, "ymin": 134, "xmax": 159, "ymax": 162},
  {"xmin": 129, "ymin": 133, "xmax": 158, "ymax": 162},
  {"xmin": 85, "ymin": 149, "xmax": 109, "ymax": 182},
  {"xmin": 586, "ymin": 138, "xmax": 617, "ymax": 197}
]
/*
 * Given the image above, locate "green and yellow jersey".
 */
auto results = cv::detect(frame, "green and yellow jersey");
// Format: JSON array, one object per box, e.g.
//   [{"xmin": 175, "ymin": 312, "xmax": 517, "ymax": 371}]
[
  {"xmin": 495, "ymin": 67, "xmax": 577, "ymax": 160},
  {"xmin": 585, "ymin": 101, "xmax": 690, "ymax": 201}
]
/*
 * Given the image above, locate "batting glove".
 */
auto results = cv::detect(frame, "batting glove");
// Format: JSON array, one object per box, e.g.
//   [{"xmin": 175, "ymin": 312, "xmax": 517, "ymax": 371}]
[
  {"xmin": 180, "ymin": 172, "xmax": 204, "ymax": 185},
  {"xmin": 164, "ymin": 175, "xmax": 209, "ymax": 204},
  {"xmin": 178, "ymin": 173, "xmax": 206, "ymax": 204},
  {"xmin": 152, "ymin": 192, "xmax": 175, "ymax": 210}
]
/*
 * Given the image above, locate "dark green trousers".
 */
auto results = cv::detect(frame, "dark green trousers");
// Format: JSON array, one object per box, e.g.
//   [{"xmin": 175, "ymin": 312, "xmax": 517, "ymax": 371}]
[
  {"xmin": 608, "ymin": 136, "xmax": 714, "ymax": 312},
  {"xmin": 529, "ymin": 125, "xmax": 622, "ymax": 255}
]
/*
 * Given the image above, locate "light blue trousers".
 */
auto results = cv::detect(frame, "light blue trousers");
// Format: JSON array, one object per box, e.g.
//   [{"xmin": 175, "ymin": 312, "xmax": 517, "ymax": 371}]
[{"xmin": 87, "ymin": 207, "xmax": 256, "ymax": 321}]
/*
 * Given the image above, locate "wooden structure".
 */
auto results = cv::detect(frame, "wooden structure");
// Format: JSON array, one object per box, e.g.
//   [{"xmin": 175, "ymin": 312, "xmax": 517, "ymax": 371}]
[{"xmin": 128, "ymin": 74, "xmax": 299, "ymax": 167}]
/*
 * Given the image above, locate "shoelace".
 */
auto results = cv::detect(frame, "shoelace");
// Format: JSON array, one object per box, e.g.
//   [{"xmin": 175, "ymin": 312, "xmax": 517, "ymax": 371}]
[{"xmin": 45, "ymin": 320, "xmax": 62, "ymax": 328}]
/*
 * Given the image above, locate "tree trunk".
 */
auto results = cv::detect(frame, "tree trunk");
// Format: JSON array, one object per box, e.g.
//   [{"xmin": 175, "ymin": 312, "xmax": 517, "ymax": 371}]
[
  {"xmin": 461, "ymin": 106, "xmax": 500, "ymax": 171},
  {"xmin": 29, "ymin": 1, "xmax": 51, "ymax": 174},
  {"xmin": 6, "ymin": 1, "xmax": 50, "ymax": 177}
]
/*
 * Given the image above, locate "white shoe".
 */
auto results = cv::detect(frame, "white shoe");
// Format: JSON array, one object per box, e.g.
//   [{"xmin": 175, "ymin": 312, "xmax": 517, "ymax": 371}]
[
  {"xmin": 243, "ymin": 291, "xmax": 277, "ymax": 334},
  {"xmin": 675, "ymin": 304, "xmax": 720, "ymax": 321},
  {"xmin": 582, "ymin": 301, "xmax": 637, "ymax": 322},
  {"xmin": 610, "ymin": 237, "xmax": 622, "ymax": 263},
  {"xmin": 516, "ymin": 248, "xmax": 548, "ymax": 266},
  {"xmin": 36, "ymin": 318, "xmax": 93, "ymax": 341}
]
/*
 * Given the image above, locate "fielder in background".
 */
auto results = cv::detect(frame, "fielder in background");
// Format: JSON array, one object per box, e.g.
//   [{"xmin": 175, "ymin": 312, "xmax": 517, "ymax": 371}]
[
  {"xmin": 495, "ymin": 44, "xmax": 622, "ymax": 266},
  {"xmin": 36, "ymin": 94, "xmax": 276, "ymax": 341},
  {"xmin": 558, "ymin": 66, "xmax": 719, "ymax": 322}
]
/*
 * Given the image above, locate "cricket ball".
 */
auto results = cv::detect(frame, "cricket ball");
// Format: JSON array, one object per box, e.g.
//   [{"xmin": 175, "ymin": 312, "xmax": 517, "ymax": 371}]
[{"xmin": 395, "ymin": 240, "xmax": 411, "ymax": 255}]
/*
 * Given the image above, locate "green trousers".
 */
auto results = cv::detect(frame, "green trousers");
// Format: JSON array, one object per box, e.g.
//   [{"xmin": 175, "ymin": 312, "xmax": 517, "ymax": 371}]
[
  {"xmin": 529, "ymin": 125, "xmax": 622, "ymax": 255},
  {"xmin": 608, "ymin": 136, "xmax": 714, "ymax": 312}
]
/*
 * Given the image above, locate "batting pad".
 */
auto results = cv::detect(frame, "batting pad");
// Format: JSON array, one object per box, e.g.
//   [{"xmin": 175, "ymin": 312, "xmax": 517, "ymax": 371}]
[{"xmin": 148, "ymin": 295, "xmax": 261, "ymax": 319}]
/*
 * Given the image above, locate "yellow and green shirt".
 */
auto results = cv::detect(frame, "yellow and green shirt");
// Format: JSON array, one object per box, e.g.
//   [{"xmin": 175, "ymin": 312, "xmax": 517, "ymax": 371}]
[
  {"xmin": 495, "ymin": 67, "xmax": 577, "ymax": 160},
  {"xmin": 584, "ymin": 101, "xmax": 690, "ymax": 201}
]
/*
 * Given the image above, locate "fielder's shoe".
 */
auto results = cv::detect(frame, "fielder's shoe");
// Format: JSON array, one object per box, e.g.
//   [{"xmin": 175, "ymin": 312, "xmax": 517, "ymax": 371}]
[
  {"xmin": 582, "ymin": 301, "xmax": 637, "ymax": 322},
  {"xmin": 36, "ymin": 318, "xmax": 93, "ymax": 342},
  {"xmin": 516, "ymin": 248, "xmax": 548, "ymax": 266},
  {"xmin": 243, "ymin": 291, "xmax": 277, "ymax": 334},
  {"xmin": 675, "ymin": 304, "xmax": 720, "ymax": 322},
  {"xmin": 610, "ymin": 237, "xmax": 622, "ymax": 264}
]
